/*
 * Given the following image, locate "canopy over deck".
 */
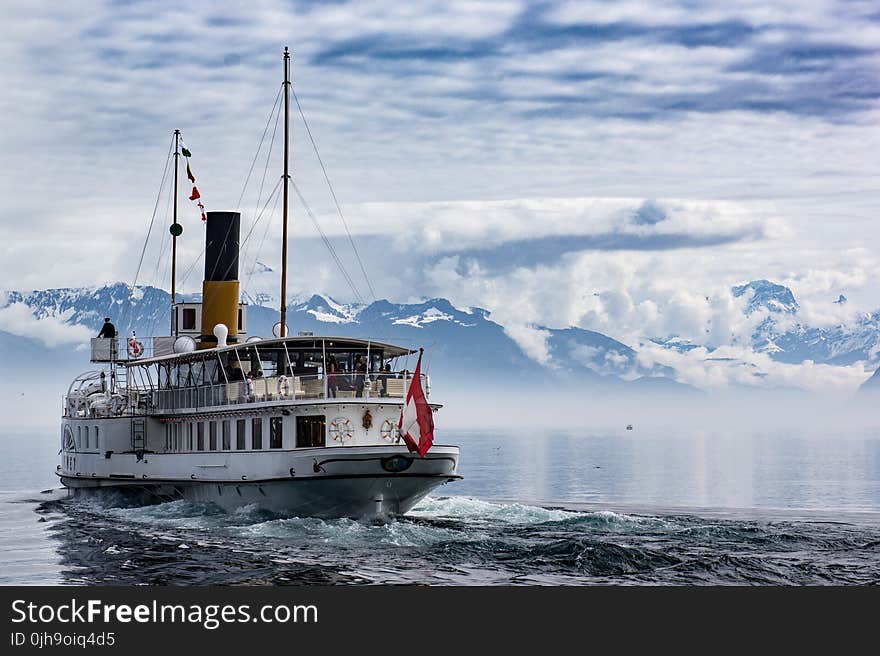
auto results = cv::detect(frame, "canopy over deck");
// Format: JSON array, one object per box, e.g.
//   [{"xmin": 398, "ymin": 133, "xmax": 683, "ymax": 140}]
[{"xmin": 123, "ymin": 335, "xmax": 417, "ymax": 368}]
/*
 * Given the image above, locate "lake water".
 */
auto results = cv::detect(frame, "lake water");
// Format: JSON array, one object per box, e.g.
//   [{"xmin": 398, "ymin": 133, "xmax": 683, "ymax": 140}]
[{"xmin": 2, "ymin": 428, "xmax": 879, "ymax": 585}]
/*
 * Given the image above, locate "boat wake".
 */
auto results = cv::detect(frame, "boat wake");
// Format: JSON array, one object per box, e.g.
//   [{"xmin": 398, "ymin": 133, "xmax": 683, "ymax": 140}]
[{"xmin": 31, "ymin": 493, "xmax": 880, "ymax": 585}]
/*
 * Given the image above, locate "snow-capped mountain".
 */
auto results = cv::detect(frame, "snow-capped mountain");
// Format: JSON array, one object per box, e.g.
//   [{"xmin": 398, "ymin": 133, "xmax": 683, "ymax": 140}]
[
  {"xmin": 6, "ymin": 279, "xmax": 879, "ymax": 393},
  {"xmin": 732, "ymin": 279, "xmax": 799, "ymax": 315},
  {"xmin": 733, "ymin": 281, "xmax": 880, "ymax": 366},
  {"xmin": 648, "ymin": 280, "xmax": 880, "ymax": 371},
  {"xmin": 1, "ymin": 284, "xmax": 682, "ymax": 392}
]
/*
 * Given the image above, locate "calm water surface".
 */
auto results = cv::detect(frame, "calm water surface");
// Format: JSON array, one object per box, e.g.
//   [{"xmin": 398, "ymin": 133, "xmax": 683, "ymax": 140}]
[{"xmin": 2, "ymin": 428, "xmax": 879, "ymax": 585}]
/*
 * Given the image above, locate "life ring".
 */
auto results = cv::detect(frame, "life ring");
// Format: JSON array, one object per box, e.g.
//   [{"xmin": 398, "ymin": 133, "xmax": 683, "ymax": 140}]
[
  {"xmin": 127, "ymin": 337, "xmax": 144, "ymax": 358},
  {"xmin": 329, "ymin": 417, "xmax": 353, "ymax": 443},
  {"xmin": 380, "ymin": 418, "xmax": 397, "ymax": 442},
  {"xmin": 277, "ymin": 375, "xmax": 291, "ymax": 398}
]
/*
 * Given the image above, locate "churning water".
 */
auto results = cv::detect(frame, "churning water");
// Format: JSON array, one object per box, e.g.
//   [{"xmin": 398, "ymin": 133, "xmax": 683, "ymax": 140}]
[{"xmin": 3, "ymin": 429, "xmax": 880, "ymax": 585}]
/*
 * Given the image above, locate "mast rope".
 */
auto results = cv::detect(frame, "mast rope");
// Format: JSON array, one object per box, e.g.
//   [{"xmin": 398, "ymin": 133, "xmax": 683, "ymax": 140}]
[
  {"xmin": 240, "ymin": 90, "xmax": 283, "ymax": 284},
  {"xmin": 242, "ymin": 189, "xmax": 282, "ymax": 303},
  {"xmin": 293, "ymin": 88, "xmax": 377, "ymax": 302},
  {"xmin": 291, "ymin": 180, "xmax": 365, "ymax": 304},
  {"xmin": 236, "ymin": 84, "xmax": 283, "ymax": 211},
  {"xmin": 118, "ymin": 133, "xmax": 175, "ymax": 335}
]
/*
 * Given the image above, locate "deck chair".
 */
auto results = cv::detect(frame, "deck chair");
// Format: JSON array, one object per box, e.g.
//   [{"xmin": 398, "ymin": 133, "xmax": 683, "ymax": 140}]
[{"xmin": 385, "ymin": 378, "xmax": 406, "ymax": 398}]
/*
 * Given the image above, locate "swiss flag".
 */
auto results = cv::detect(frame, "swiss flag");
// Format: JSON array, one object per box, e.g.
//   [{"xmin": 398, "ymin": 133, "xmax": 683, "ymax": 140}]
[{"xmin": 398, "ymin": 349, "xmax": 434, "ymax": 457}]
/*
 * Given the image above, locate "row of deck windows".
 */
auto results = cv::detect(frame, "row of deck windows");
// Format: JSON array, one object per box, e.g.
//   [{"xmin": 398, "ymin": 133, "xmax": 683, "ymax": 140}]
[
  {"xmin": 163, "ymin": 416, "xmax": 315, "ymax": 453},
  {"xmin": 72, "ymin": 425, "xmax": 99, "ymax": 451}
]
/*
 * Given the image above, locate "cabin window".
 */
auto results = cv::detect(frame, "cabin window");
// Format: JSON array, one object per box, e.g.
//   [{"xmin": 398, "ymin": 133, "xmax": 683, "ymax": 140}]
[
  {"xmin": 84, "ymin": 426, "xmax": 89, "ymax": 449},
  {"xmin": 222, "ymin": 420, "xmax": 231, "ymax": 450},
  {"xmin": 94, "ymin": 427, "xmax": 99, "ymax": 450},
  {"xmin": 269, "ymin": 417, "xmax": 283, "ymax": 449},
  {"xmin": 209, "ymin": 421, "xmax": 217, "ymax": 450},
  {"xmin": 175, "ymin": 423, "xmax": 182, "ymax": 452},
  {"xmin": 182, "ymin": 307, "xmax": 197, "ymax": 331},
  {"xmin": 76, "ymin": 426, "xmax": 81, "ymax": 449},
  {"xmin": 197, "ymin": 422, "xmax": 205, "ymax": 451},
  {"xmin": 188, "ymin": 423, "xmax": 194, "ymax": 451},
  {"xmin": 252, "ymin": 418, "xmax": 263, "ymax": 449},
  {"xmin": 236, "ymin": 419, "xmax": 246, "ymax": 450},
  {"xmin": 296, "ymin": 415, "xmax": 325, "ymax": 448}
]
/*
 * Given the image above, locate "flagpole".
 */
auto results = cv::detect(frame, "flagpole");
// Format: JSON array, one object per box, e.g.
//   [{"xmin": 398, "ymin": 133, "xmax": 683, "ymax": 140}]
[
  {"xmin": 171, "ymin": 128, "xmax": 180, "ymax": 334},
  {"xmin": 280, "ymin": 47, "xmax": 290, "ymax": 337}
]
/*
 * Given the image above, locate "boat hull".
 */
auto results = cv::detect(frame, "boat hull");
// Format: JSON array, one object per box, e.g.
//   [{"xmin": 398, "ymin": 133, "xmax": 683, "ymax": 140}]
[{"xmin": 59, "ymin": 445, "xmax": 460, "ymax": 519}]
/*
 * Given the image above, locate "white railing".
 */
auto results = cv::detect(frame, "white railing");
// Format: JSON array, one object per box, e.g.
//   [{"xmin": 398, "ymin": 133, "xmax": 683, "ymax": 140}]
[
  {"xmin": 152, "ymin": 372, "xmax": 427, "ymax": 412},
  {"xmin": 65, "ymin": 365, "xmax": 429, "ymax": 418},
  {"xmin": 90, "ymin": 337, "xmax": 176, "ymax": 362}
]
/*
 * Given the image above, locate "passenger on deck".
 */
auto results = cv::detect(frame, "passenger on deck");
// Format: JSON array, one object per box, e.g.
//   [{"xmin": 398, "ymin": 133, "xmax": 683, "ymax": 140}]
[
  {"xmin": 327, "ymin": 355, "xmax": 339, "ymax": 398},
  {"xmin": 354, "ymin": 355, "xmax": 367, "ymax": 397},
  {"xmin": 378, "ymin": 363, "xmax": 392, "ymax": 397},
  {"xmin": 97, "ymin": 318, "xmax": 117, "ymax": 338}
]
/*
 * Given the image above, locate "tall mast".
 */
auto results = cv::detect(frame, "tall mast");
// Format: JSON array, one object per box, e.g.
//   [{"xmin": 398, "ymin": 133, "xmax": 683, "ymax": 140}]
[
  {"xmin": 280, "ymin": 47, "xmax": 290, "ymax": 337},
  {"xmin": 171, "ymin": 128, "xmax": 181, "ymax": 333}
]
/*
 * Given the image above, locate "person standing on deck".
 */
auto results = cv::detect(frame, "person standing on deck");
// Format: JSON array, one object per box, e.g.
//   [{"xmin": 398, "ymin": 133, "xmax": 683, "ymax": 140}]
[
  {"xmin": 354, "ymin": 355, "xmax": 367, "ymax": 397},
  {"xmin": 97, "ymin": 318, "xmax": 117, "ymax": 338},
  {"xmin": 327, "ymin": 355, "xmax": 339, "ymax": 398}
]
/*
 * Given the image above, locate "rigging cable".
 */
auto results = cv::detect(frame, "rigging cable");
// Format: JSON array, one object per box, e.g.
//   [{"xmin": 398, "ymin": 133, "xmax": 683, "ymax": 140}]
[
  {"xmin": 240, "ymin": 92, "xmax": 283, "ymax": 289},
  {"xmin": 119, "ymin": 134, "xmax": 175, "ymax": 335},
  {"xmin": 242, "ymin": 189, "xmax": 282, "ymax": 303},
  {"xmin": 236, "ymin": 84, "xmax": 283, "ymax": 211},
  {"xmin": 293, "ymin": 88, "xmax": 377, "ymax": 302},
  {"xmin": 291, "ymin": 180, "xmax": 365, "ymax": 305}
]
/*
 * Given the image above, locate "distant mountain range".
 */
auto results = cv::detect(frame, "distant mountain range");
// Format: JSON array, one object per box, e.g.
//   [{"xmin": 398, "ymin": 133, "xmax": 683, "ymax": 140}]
[
  {"xmin": 3, "ymin": 279, "xmax": 879, "ymax": 393},
  {"xmin": 1, "ymin": 283, "xmax": 691, "ymax": 395}
]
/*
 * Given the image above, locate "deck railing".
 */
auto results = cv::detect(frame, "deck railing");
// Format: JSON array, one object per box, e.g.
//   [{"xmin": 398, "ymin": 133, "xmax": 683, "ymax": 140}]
[{"xmin": 64, "ymin": 372, "xmax": 428, "ymax": 418}]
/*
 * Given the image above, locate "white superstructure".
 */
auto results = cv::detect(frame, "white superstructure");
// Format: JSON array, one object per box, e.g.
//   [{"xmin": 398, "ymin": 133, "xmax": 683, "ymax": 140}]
[{"xmin": 59, "ymin": 332, "xmax": 460, "ymax": 517}]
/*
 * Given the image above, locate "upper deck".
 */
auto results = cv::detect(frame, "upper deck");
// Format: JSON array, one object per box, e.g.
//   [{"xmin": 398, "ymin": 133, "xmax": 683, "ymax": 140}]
[{"xmin": 67, "ymin": 335, "xmax": 429, "ymax": 419}]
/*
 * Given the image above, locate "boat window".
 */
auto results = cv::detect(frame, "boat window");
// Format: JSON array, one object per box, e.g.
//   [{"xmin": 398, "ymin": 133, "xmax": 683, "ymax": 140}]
[
  {"xmin": 222, "ymin": 420, "xmax": 231, "ymax": 450},
  {"xmin": 182, "ymin": 307, "xmax": 197, "ymax": 330},
  {"xmin": 187, "ymin": 423, "xmax": 194, "ymax": 451},
  {"xmin": 269, "ymin": 416, "xmax": 283, "ymax": 449},
  {"xmin": 209, "ymin": 421, "xmax": 217, "ymax": 450},
  {"xmin": 94, "ymin": 427, "xmax": 99, "ymax": 450},
  {"xmin": 252, "ymin": 418, "xmax": 263, "ymax": 449},
  {"xmin": 236, "ymin": 419, "xmax": 246, "ymax": 450},
  {"xmin": 84, "ymin": 426, "xmax": 89, "ymax": 449},
  {"xmin": 296, "ymin": 415, "xmax": 325, "ymax": 448},
  {"xmin": 175, "ymin": 423, "xmax": 182, "ymax": 452},
  {"xmin": 197, "ymin": 422, "xmax": 205, "ymax": 451},
  {"xmin": 204, "ymin": 360, "xmax": 220, "ymax": 385}
]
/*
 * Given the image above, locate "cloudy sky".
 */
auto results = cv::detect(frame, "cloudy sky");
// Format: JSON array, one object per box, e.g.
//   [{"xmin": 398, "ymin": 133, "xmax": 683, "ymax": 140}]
[{"xmin": 2, "ymin": 0, "xmax": 879, "ymax": 382}]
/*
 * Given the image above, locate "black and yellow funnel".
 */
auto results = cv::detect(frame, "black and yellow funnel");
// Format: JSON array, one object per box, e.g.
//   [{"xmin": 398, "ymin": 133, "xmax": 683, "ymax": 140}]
[{"xmin": 200, "ymin": 211, "xmax": 240, "ymax": 348}]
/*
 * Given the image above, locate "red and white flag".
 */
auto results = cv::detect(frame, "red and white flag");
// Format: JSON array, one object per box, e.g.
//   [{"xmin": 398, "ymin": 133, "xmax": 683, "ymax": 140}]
[{"xmin": 398, "ymin": 349, "xmax": 434, "ymax": 457}]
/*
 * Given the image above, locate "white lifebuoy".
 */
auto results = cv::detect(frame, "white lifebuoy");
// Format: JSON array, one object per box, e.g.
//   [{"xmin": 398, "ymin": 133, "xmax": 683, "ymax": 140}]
[
  {"xmin": 380, "ymin": 418, "xmax": 397, "ymax": 442},
  {"xmin": 329, "ymin": 417, "xmax": 353, "ymax": 443},
  {"xmin": 277, "ymin": 375, "xmax": 291, "ymax": 398},
  {"xmin": 127, "ymin": 337, "xmax": 144, "ymax": 359}
]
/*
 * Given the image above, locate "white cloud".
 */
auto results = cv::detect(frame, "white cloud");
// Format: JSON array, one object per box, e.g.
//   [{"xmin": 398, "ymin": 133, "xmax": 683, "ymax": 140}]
[{"xmin": 0, "ymin": 303, "xmax": 93, "ymax": 347}]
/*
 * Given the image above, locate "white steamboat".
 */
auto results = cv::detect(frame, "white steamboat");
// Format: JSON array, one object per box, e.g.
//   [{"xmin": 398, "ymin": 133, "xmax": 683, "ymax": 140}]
[{"xmin": 57, "ymin": 48, "xmax": 460, "ymax": 518}]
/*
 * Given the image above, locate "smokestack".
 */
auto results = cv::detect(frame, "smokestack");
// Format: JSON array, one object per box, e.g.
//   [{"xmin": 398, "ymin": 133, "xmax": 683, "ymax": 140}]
[{"xmin": 200, "ymin": 211, "xmax": 240, "ymax": 348}]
